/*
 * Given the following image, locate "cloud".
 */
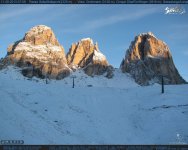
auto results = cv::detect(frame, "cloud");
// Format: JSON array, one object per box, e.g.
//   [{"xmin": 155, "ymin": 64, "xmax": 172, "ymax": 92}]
[
  {"xmin": 0, "ymin": 5, "xmax": 84, "ymax": 31},
  {"xmin": 0, "ymin": 5, "xmax": 53, "ymax": 30},
  {"xmin": 0, "ymin": 5, "xmax": 162, "ymax": 34},
  {"xmin": 62, "ymin": 6, "xmax": 161, "ymax": 33},
  {"xmin": 0, "ymin": 5, "xmax": 52, "ymax": 21}
]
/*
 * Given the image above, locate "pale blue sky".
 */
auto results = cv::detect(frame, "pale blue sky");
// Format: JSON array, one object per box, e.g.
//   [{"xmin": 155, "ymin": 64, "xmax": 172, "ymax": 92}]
[{"xmin": 0, "ymin": 4, "xmax": 187, "ymax": 81}]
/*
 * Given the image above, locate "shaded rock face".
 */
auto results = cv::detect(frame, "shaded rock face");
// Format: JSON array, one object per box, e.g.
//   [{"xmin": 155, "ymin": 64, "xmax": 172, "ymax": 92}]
[
  {"xmin": 6, "ymin": 25, "xmax": 70, "ymax": 79},
  {"xmin": 120, "ymin": 32, "xmax": 185, "ymax": 85},
  {"xmin": 0, "ymin": 57, "xmax": 10, "ymax": 70},
  {"xmin": 67, "ymin": 38, "xmax": 113, "ymax": 78}
]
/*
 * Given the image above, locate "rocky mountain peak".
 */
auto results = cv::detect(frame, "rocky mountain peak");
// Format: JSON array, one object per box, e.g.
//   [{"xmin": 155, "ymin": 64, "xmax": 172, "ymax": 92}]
[
  {"xmin": 126, "ymin": 32, "xmax": 171, "ymax": 62},
  {"xmin": 23, "ymin": 25, "xmax": 59, "ymax": 46},
  {"xmin": 67, "ymin": 38, "xmax": 113, "ymax": 78},
  {"xmin": 79, "ymin": 37, "xmax": 94, "ymax": 45},
  {"xmin": 139, "ymin": 31, "xmax": 155, "ymax": 37},
  {"xmin": 67, "ymin": 38, "xmax": 107, "ymax": 67},
  {"xmin": 120, "ymin": 32, "xmax": 185, "ymax": 85},
  {"xmin": 5, "ymin": 25, "xmax": 70, "ymax": 79}
]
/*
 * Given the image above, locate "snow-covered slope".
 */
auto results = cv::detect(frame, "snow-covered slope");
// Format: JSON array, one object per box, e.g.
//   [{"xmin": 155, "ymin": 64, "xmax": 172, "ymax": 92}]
[{"xmin": 0, "ymin": 66, "xmax": 188, "ymax": 144}]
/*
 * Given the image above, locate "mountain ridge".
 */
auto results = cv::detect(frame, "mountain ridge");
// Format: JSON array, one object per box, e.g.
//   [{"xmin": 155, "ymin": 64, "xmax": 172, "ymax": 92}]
[{"xmin": 0, "ymin": 25, "xmax": 186, "ymax": 85}]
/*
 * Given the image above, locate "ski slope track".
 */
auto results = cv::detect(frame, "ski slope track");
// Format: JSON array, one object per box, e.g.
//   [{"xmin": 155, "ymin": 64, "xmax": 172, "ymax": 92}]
[{"xmin": 0, "ymin": 66, "xmax": 188, "ymax": 144}]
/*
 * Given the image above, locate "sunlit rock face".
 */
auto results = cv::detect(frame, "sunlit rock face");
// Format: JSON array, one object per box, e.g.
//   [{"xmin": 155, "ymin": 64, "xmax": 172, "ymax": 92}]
[
  {"xmin": 120, "ymin": 32, "xmax": 186, "ymax": 85},
  {"xmin": 5, "ymin": 25, "xmax": 71, "ymax": 79},
  {"xmin": 67, "ymin": 38, "xmax": 114, "ymax": 78}
]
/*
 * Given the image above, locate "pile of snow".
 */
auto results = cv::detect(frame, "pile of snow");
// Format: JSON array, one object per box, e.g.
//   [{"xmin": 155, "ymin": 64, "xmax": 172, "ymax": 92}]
[
  {"xmin": 139, "ymin": 32, "xmax": 157, "ymax": 39},
  {"xmin": 0, "ymin": 66, "xmax": 187, "ymax": 144},
  {"xmin": 93, "ymin": 50, "xmax": 107, "ymax": 62},
  {"xmin": 26, "ymin": 25, "xmax": 51, "ymax": 35},
  {"xmin": 80, "ymin": 38, "xmax": 94, "ymax": 45},
  {"xmin": 14, "ymin": 42, "xmax": 62, "ymax": 52}
]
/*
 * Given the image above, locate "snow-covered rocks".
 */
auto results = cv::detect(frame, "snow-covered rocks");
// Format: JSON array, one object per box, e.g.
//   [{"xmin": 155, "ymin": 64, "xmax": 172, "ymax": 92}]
[
  {"xmin": 1, "ymin": 26, "xmax": 186, "ymax": 84},
  {"xmin": 93, "ymin": 50, "xmax": 107, "ymax": 62},
  {"xmin": 3, "ymin": 26, "xmax": 114, "ymax": 80},
  {"xmin": 80, "ymin": 37, "xmax": 94, "ymax": 45},
  {"xmin": 120, "ymin": 32, "xmax": 186, "ymax": 85},
  {"xmin": 67, "ymin": 38, "xmax": 113, "ymax": 78},
  {"xmin": 4, "ymin": 25, "xmax": 70, "ymax": 79},
  {"xmin": 23, "ymin": 25, "xmax": 60, "ymax": 46}
]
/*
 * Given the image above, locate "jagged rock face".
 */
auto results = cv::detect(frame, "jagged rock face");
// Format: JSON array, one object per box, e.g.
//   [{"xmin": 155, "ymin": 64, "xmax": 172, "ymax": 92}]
[
  {"xmin": 0, "ymin": 57, "xmax": 10, "ymax": 70},
  {"xmin": 6, "ymin": 25, "xmax": 70, "ymax": 79},
  {"xmin": 120, "ymin": 32, "xmax": 185, "ymax": 85},
  {"xmin": 23, "ymin": 25, "xmax": 59, "ymax": 46},
  {"xmin": 67, "ymin": 38, "xmax": 113, "ymax": 78}
]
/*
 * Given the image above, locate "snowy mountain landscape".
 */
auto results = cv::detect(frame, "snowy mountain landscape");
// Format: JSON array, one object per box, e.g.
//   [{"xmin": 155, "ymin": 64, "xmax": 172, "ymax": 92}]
[
  {"xmin": 0, "ymin": 25, "xmax": 188, "ymax": 144},
  {"xmin": 0, "ymin": 66, "xmax": 188, "ymax": 144}
]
